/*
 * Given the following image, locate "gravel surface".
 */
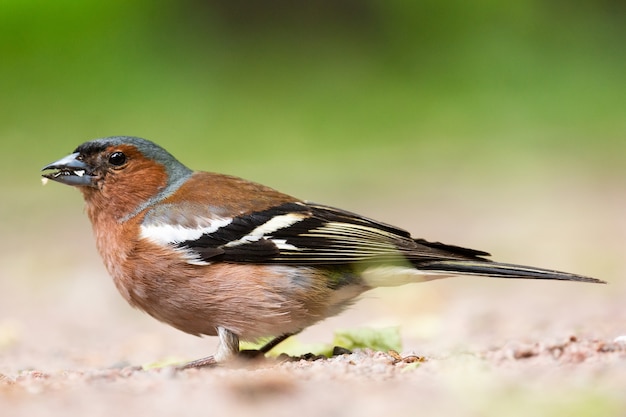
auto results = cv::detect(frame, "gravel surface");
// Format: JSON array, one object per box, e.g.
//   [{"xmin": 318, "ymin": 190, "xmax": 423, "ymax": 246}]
[{"xmin": 2, "ymin": 339, "xmax": 625, "ymax": 417}]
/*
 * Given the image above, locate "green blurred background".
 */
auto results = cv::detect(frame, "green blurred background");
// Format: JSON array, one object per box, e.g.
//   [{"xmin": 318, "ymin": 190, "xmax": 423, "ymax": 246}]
[{"xmin": 2, "ymin": 0, "xmax": 624, "ymax": 184}]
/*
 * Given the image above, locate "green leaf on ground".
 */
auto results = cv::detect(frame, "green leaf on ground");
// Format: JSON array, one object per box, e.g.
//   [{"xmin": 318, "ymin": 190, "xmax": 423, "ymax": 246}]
[{"xmin": 333, "ymin": 326, "xmax": 402, "ymax": 353}]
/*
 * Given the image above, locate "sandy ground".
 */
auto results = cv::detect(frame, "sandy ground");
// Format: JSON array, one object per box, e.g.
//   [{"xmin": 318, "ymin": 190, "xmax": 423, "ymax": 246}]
[{"xmin": 1, "ymin": 179, "xmax": 625, "ymax": 416}]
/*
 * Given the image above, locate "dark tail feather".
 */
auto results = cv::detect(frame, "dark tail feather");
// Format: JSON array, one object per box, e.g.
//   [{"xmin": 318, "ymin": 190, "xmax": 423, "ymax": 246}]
[{"xmin": 418, "ymin": 260, "xmax": 605, "ymax": 284}]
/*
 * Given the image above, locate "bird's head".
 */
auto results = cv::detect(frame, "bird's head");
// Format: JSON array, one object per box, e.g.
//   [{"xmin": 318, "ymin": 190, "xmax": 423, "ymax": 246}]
[{"xmin": 42, "ymin": 136, "xmax": 193, "ymax": 220}]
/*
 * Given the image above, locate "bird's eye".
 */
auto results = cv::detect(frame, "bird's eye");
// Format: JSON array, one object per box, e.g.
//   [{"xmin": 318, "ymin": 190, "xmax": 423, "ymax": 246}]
[{"xmin": 108, "ymin": 152, "xmax": 127, "ymax": 166}]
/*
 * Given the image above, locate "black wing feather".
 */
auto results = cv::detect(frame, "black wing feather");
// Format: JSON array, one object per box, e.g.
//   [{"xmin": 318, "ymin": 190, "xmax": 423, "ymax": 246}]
[{"xmin": 177, "ymin": 202, "xmax": 490, "ymax": 265}]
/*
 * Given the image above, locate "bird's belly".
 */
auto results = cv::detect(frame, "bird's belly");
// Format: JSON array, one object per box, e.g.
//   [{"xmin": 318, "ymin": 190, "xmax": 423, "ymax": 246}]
[{"xmin": 111, "ymin": 249, "xmax": 368, "ymax": 340}]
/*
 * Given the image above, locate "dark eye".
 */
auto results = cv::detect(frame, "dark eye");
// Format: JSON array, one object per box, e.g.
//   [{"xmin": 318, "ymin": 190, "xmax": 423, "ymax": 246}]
[{"xmin": 108, "ymin": 151, "xmax": 127, "ymax": 166}]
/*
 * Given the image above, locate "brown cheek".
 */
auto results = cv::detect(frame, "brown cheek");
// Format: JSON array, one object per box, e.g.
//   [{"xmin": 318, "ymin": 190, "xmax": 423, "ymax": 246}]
[
  {"xmin": 91, "ymin": 162, "xmax": 168, "ymax": 220},
  {"xmin": 111, "ymin": 161, "xmax": 167, "ymax": 199}
]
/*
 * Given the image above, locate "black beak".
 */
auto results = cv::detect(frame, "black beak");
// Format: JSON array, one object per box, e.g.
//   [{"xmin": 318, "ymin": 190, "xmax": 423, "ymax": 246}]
[{"xmin": 41, "ymin": 152, "xmax": 96, "ymax": 187}]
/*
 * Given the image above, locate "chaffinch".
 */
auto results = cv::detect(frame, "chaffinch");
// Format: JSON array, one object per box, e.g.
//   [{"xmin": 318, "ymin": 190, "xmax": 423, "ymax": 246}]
[{"xmin": 42, "ymin": 136, "xmax": 604, "ymax": 367}]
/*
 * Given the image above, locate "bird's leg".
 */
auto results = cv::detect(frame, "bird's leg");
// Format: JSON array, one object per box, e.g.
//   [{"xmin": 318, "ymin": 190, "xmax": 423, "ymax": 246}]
[
  {"xmin": 179, "ymin": 330, "xmax": 298, "ymax": 368},
  {"xmin": 258, "ymin": 333, "xmax": 297, "ymax": 354},
  {"xmin": 235, "ymin": 332, "xmax": 298, "ymax": 360},
  {"xmin": 215, "ymin": 326, "xmax": 241, "ymax": 361},
  {"xmin": 178, "ymin": 327, "xmax": 240, "ymax": 370}
]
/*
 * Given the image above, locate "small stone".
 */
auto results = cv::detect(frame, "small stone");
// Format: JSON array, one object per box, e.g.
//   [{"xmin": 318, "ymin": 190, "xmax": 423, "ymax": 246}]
[
  {"xmin": 332, "ymin": 346, "xmax": 352, "ymax": 356},
  {"xmin": 513, "ymin": 348, "xmax": 536, "ymax": 359}
]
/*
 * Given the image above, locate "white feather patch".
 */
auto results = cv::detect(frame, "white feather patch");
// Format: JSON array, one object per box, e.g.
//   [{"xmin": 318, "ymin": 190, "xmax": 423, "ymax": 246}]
[
  {"xmin": 225, "ymin": 213, "xmax": 306, "ymax": 247},
  {"xmin": 272, "ymin": 239, "xmax": 300, "ymax": 251},
  {"xmin": 361, "ymin": 265, "xmax": 452, "ymax": 288},
  {"xmin": 140, "ymin": 217, "xmax": 233, "ymax": 246}
]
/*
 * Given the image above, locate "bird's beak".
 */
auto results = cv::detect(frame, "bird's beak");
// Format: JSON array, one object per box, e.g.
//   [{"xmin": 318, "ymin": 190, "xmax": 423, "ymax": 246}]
[{"xmin": 41, "ymin": 152, "xmax": 97, "ymax": 187}]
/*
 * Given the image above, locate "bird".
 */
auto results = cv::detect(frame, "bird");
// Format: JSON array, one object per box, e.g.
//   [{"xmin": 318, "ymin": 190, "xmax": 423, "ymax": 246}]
[{"xmin": 41, "ymin": 136, "xmax": 604, "ymax": 368}]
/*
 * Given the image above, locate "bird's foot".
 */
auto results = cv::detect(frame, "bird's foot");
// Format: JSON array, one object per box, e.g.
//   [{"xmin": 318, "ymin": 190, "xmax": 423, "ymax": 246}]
[
  {"xmin": 276, "ymin": 346, "xmax": 353, "ymax": 362},
  {"xmin": 237, "ymin": 349, "xmax": 268, "ymax": 360},
  {"xmin": 177, "ymin": 355, "xmax": 218, "ymax": 370},
  {"xmin": 177, "ymin": 349, "xmax": 269, "ymax": 370}
]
